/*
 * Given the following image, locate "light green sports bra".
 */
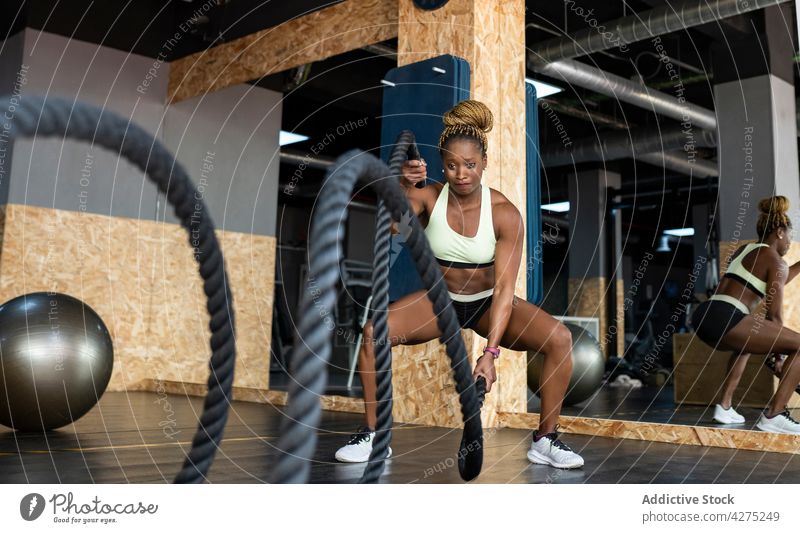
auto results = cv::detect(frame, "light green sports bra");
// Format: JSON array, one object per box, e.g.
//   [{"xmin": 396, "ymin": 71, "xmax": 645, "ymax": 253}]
[
  {"xmin": 423, "ymin": 182, "xmax": 496, "ymax": 268},
  {"xmin": 723, "ymin": 242, "xmax": 769, "ymax": 297}
]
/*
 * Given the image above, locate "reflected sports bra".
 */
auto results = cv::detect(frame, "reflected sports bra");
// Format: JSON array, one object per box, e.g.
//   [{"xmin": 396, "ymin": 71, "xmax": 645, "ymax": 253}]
[
  {"xmin": 723, "ymin": 242, "xmax": 769, "ymax": 297},
  {"xmin": 424, "ymin": 182, "xmax": 496, "ymax": 269}
]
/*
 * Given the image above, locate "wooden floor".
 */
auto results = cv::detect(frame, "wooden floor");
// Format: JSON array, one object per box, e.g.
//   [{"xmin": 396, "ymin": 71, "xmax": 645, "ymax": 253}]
[{"xmin": 1, "ymin": 392, "xmax": 799, "ymax": 483}]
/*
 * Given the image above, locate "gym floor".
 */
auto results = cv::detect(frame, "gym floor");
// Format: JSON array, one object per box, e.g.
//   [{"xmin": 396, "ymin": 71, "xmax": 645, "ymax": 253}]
[{"xmin": 1, "ymin": 392, "xmax": 798, "ymax": 483}]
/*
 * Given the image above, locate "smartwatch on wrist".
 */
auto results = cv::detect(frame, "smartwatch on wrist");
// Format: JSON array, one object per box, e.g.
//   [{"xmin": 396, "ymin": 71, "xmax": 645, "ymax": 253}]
[{"xmin": 483, "ymin": 346, "xmax": 500, "ymax": 359}]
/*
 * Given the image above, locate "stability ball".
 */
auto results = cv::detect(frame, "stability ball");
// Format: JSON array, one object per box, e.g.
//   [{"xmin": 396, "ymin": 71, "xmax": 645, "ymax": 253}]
[
  {"xmin": 0, "ymin": 292, "xmax": 113, "ymax": 431},
  {"xmin": 527, "ymin": 322, "xmax": 604, "ymax": 406}
]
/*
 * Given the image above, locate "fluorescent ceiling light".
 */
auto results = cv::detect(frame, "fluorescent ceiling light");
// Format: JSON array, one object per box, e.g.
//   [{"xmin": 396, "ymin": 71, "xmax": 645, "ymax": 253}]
[
  {"xmin": 525, "ymin": 77, "xmax": 563, "ymax": 98},
  {"xmin": 279, "ymin": 131, "xmax": 309, "ymax": 146},
  {"xmin": 541, "ymin": 201, "xmax": 569, "ymax": 213},
  {"xmin": 663, "ymin": 228, "xmax": 695, "ymax": 237}
]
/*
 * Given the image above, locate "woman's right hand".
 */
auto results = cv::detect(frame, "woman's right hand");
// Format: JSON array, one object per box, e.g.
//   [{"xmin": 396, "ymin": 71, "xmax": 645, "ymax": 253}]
[{"xmin": 400, "ymin": 159, "xmax": 427, "ymax": 188}]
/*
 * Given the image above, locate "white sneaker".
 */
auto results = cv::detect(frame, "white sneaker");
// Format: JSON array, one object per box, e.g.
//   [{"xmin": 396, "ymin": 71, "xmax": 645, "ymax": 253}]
[
  {"xmin": 526, "ymin": 430, "xmax": 584, "ymax": 469},
  {"xmin": 712, "ymin": 404, "xmax": 745, "ymax": 424},
  {"xmin": 334, "ymin": 427, "xmax": 393, "ymax": 463},
  {"xmin": 756, "ymin": 410, "xmax": 800, "ymax": 435}
]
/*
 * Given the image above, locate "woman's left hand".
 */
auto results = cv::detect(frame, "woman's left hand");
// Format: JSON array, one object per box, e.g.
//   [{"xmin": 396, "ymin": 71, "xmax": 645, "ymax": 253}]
[{"xmin": 473, "ymin": 354, "xmax": 497, "ymax": 393}]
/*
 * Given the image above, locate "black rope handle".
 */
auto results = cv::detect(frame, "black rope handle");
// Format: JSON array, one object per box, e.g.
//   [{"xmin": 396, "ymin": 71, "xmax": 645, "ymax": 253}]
[
  {"xmin": 4, "ymin": 95, "xmax": 236, "ymax": 483},
  {"xmin": 458, "ymin": 376, "xmax": 486, "ymax": 481},
  {"xmin": 407, "ymin": 141, "xmax": 425, "ymax": 189}
]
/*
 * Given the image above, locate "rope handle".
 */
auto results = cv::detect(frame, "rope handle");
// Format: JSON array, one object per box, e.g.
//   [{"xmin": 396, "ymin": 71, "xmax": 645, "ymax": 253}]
[
  {"xmin": 458, "ymin": 375, "xmax": 487, "ymax": 481},
  {"xmin": 403, "ymin": 132, "xmax": 425, "ymax": 189}
]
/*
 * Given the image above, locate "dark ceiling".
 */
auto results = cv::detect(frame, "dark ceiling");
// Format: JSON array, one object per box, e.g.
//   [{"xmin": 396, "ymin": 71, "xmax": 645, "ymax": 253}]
[{"xmin": 5, "ymin": 0, "xmax": 347, "ymax": 60}]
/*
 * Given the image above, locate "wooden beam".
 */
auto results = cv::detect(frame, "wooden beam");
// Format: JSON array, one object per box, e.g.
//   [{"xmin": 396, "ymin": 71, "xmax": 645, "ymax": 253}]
[
  {"xmin": 168, "ymin": 0, "xmax": 398, "ymax": 103},
  {"xmin": 131, "ymin": 379, "xmax": 367, "ymax": 413}
]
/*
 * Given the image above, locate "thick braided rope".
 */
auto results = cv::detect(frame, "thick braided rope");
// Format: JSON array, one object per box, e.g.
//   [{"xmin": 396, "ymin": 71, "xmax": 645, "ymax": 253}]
[
  {"xmin": 384, "ymin": 164, "xmax": 483, "ymax": 483},
  {"xmin": 5, "ymin": 95, "xmax": 236, "ymax": 483},
  {"xmin": 458, "ymin": 376, "xmax": 486, "ymax": 481},
  {"xmin": 357, "ymin": 142, "xmax": 484, "ymax": 482},
  {"xmin": 268, "ymin": 144, "xmax": 484, "ymax": 483},
  {"xmin": 269, "ymin": 152, "xmax": 390, "ymax": 483},
  {"xmin": 359, "ymin": 131, "xmax": 419, "ymax": 483},
  {"xmin": 357, "ymin": 198, "xmax": 391, "ymax": 483}
]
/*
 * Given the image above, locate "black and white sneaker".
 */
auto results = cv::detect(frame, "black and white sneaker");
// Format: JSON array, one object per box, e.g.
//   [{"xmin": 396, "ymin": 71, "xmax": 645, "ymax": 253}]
[
  {"xmin": 526, "ymin": 428, "xmax": 584, "ymax": 469},
  {"xmin": 334, "ymin": 427, "xmax": 393, "ymax": 463},
  {"xmin": 756, "ymin": 409, "xmax": 800, "ymax": 435}
]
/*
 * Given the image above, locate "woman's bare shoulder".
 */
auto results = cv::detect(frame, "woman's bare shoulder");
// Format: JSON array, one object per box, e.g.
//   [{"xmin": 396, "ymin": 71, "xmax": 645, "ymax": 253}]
[
  {"xmin": 487, "ymin": 187, "xmax": 522, "ymax": 239},
  {"xmin": 488, "ymin": 187, "xmax": 521, "ymax": 216}
]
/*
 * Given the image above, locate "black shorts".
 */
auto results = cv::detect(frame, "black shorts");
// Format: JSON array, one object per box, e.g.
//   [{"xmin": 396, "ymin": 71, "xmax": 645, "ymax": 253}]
[
  {"xmin": 451, "ymin": 295, "xmax": 493, "ymax": 330},
  {"xmin": 690, "ymin": 299, "xmax": 747, "ymax": 347}
]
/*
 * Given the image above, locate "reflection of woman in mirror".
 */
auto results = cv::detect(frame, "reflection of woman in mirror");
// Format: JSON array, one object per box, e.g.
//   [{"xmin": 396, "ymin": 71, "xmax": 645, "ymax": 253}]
[{"xmin": 691, "ymin": 196, "xmax": 800, "ymax": 434}]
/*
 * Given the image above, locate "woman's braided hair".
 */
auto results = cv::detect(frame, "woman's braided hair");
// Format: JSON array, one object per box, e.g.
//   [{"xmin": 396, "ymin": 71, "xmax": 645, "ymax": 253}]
[
  {"xmin": 438, "ymin": 99, "xmax": 493, "ymax": 155},
  {"xmin": 757, "ymin": 195, "xmax": 792, "ymax": 239}
]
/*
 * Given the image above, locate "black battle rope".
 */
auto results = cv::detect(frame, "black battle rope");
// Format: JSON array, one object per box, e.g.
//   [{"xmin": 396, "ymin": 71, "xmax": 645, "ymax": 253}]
[
  {"xmin": 270, "ymin": 144, "xmax": 485, "ymax": 483},
  {"xmin": 4, "ymin": 95, "xmax": 235, "ymax": 483},
  {"xmin": 359, "ymin": 131, "xmax": 419, "ymax": 483},
  {"xmin": 458, "ymin": 376, "xmax": 486, "ymax": 481}
]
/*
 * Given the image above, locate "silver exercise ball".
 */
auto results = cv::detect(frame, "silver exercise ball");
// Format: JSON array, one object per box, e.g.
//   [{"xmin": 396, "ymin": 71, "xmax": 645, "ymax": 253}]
[
  {"xmin": 0, "ymin": 292, "xmax": 113, "ymax": 431},
  {"xmin": 527, "ymin": 322, "xmax": 604, "ymax": 406}
]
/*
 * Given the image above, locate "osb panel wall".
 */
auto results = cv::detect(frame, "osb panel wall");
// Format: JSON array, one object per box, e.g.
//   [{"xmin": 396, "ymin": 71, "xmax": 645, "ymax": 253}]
[
  {"xmin": 169, "ymin": 0, "xmax": 398, "ymax": 103},
  {"xmin": 0, "ymin": 204, "xmax": 274, "ymax": 392},
  {"xmin": 567, "ymin": 277, "xmax": 609, "ymax": 356},
  {"xmin": 131, "ymin": 379, "xmax": 367, "ymax": 414},
  {"xmin": 145, "ymin": 222, "xmax": 274, "ymax": 388},
  {"xmin": 397, "ymin": 0, "xmax": 475, "ymax": 65},
  {"xmin": 391, "ymin": 330, "xmax": 526, "ymax": 428},
  {"xmin": 392, "ymin": 0, "xmax": 528, "ymax": 428}
]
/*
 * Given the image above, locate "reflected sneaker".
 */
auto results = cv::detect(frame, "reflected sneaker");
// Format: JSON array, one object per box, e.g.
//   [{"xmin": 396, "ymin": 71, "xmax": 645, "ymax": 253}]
[
  {"xmin": 526, "ymin": 429, "xmax": 584, "ymax": 469},
  {"xmin": 712, "ymin": 404, "xmax": 745, "ymax": 424},
  {"xmin": 334, "ymin": 427, "xmax": 393, "ymax": 463},
  {"xmin": 756, "ymin": 410, "xmax": 800, "ymax": 435}
]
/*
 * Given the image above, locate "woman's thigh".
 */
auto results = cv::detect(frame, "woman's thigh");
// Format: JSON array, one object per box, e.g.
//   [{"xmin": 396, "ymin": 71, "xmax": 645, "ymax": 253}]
[
  {"xmin": 471, "ymin": 295, "xmax": 565, "ymax": 351},
  {"xmin": 384, "ymin": 290, "xmax": 444, "ymax": 346},
  {"xmin": 720, "ymin": 316, "xmax": 800, "ymax": 355}
]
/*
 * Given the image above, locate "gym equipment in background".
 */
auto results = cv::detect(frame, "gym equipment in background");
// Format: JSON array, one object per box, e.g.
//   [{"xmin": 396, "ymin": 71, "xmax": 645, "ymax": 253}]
[
  {"xmin": 380, "ymin": 54, "xmax": 470, "ymax": 303},
  {"xmin": 0, "ymin": 292, "xmax": 113, "ymax": 431},
  {"xmin": 528, "ymin": 322, "xmax": 605, "ymax": 406}
]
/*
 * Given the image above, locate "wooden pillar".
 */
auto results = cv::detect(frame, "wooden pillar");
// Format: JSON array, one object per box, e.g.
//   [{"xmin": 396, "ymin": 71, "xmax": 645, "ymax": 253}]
[{"xmin": 391, "ymin": 0, "xmax": 527, "ymax": 428}]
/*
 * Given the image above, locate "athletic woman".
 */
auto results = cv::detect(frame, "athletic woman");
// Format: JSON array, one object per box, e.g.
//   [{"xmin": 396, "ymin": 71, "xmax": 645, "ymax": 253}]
[
  {"xmin": 335, "ymin": 100, "xmax": 584, "ymax": 468},
  {"xmin": 691, "ymin": 196, "xmax": 800, "ymax": 434}
]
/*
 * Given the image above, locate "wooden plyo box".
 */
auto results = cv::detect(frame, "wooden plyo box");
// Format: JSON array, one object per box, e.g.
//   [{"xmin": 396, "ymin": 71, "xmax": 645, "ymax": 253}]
[{"xmin": 672, "ymin": 333, "xmax": 795, "ymax": 408}]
